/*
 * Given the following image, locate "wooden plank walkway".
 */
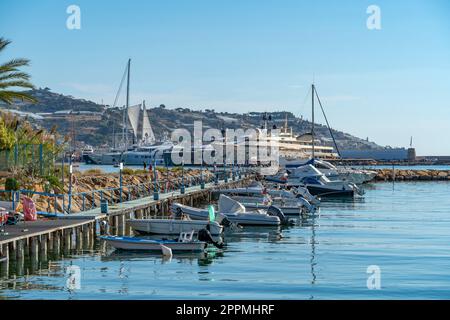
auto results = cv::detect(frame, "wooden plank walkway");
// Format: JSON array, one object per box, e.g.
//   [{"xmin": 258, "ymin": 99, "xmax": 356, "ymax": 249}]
[
  {"xmin": 0, "ymin": 219, "xmax": 92, "ymax": 245},
  {"xmin": 0, "ymin": 176, "xmax": 252, "ymax": 262}
]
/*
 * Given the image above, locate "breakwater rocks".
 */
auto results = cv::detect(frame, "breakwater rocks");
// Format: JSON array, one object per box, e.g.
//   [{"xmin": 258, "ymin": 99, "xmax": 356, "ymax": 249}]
[{"xmin": 374, "ymin": 169, "xmax": 450, "ymax": 182}]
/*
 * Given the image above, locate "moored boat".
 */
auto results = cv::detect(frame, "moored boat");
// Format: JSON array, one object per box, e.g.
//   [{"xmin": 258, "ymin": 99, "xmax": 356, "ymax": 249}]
[
  {"xmin": 100, "ymin": 235, "xmax": 206, "ymax": 252},
  {"xmin": 171, "ymin": 195, "xmax": 283, "ymax": 226},
  {"xmin": 127, "ymin": 218, "xmax": 223, "ymax": 236}
]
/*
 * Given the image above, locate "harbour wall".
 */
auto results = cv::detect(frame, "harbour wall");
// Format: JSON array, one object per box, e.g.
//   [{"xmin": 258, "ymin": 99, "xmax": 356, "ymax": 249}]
[{"xmin": 374, "ymin": 169, "xmax": 450, "ymax": 182}]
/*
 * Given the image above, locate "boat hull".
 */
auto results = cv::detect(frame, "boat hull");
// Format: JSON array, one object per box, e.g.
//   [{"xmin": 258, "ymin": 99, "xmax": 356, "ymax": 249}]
[
  {"xmin": 241, "ymin": 203, "xmax": 302, "ymax": 216},
  {"xmin": 127, "ymin": 219, "xmax": 223, "ymax": 236},
  {"xmin": 172, "ymin": 204, "xmax": 280, "ymax": 226},
  {"xmin": 306, "ymin": 185, "xmax": 354, "ymax": 197},
  {"xmin": 101, "ymin": 236, "xmax": 206, "ymax": 252}
]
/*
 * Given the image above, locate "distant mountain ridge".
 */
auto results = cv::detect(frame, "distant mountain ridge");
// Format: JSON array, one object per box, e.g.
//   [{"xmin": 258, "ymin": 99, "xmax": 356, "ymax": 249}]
[{"xmin": 0, "ymin": 88, "xmax": 383, "ymax": 151}]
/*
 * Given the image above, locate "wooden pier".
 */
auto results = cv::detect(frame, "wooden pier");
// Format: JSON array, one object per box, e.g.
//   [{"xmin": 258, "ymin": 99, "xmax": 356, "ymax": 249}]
[{"xmin": 0, "ymin": 176, "xmax": 254, "ymax": 275}]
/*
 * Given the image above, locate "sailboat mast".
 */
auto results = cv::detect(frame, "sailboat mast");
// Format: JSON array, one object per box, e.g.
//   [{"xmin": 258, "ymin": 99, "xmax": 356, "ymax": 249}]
[
  {"xmin": 125, "ymin": 58, "xmax": 131, "ymax": 149},
  {"xmin": 311, "ymin": 83, "xmax": 315, "ymax": 159}
]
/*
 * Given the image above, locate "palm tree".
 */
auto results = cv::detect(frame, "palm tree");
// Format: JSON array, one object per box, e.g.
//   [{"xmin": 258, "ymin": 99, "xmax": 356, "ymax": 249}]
[{"xmin": 0, "ymin": 37, "xmax": 37, "ymax": 104}]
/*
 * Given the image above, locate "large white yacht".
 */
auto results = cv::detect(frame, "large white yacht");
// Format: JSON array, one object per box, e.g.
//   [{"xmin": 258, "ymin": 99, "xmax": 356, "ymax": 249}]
[{"xmin": 272, "ymin": 116, "xmax": 338, "ymax": 163}]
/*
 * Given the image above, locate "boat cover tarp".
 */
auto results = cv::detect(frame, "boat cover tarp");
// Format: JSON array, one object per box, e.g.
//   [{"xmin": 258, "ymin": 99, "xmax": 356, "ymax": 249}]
[{"xmin": 218, "ymin": 194, "xmax": 246, "ymax": 213}]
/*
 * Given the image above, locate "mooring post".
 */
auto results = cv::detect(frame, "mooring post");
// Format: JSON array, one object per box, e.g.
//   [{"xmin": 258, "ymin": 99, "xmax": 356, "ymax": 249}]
[
  {"xmin": 224, "ymin": 163, "xmax": 228, "ymax": 183},
  {"xmin": 47, "ymin": 232, "xmax": 54, "ymax": 252},
  {"xmin": 119, "ymin": 162, "xmax": 123, "ymax": 203},
  {"xmin": 180, "ymin": 161, "xmax": 185, "ymax": 194},
  {"xmin": 200, "ymin": 160, "xmax": 205, "ymax": 189},
  {"xmin": 16, "ymin": 239, "xmax": 24, "ymax": 260},
  {"xmin": 153, "ymin": 159, "xmax": 159, "ymax": 200},
  {"xmin": 0, "ymin": 243, "xmax": 9, "ymax": 265},
  {"xmin": 8, "ymin": 241, "xmax": 16, "ymax": 261},
  {"xmin": 68, "ymin": 156, "xmax": 73, "ymax": 214},
  {"xmin": 214, "ymin": 162, "xmax": 218, "ymax": 185},
  {"xmin": 76, "ymin": 227, "xmax": 82, "ymax": 251},
  {"xmin": 53, "ymin": 231, "xmax": 61, "ymax": 256},
  {"xmin": 63, "ymin": 229, "xmax": 71, "ymax": 253},
  {"xmin": 82, "ymin": 224, "xmax": 90, "ymax": 248},
  {"xmin": 0, "ymin": 244, "xmax": 8, "ymax": 278}
]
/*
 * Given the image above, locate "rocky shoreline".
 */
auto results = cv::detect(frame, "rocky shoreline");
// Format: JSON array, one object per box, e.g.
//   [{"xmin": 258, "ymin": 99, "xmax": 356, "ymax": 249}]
[{"xmin": 374, "ymin": 169, "xmax": 450, "ymax": 182}]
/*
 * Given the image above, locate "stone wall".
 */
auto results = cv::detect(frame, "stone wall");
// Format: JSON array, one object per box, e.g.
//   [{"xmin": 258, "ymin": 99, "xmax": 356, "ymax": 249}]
[{"xmin": 374, "ymin": 169, "xmax": 450, "ymax": 182}]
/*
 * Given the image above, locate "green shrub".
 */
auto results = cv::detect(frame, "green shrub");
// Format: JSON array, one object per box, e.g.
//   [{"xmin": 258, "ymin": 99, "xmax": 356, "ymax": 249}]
[
  {"xmin": 121, "ymin": 168, "xmax": 135, "ymax": 175},
  {"xmin": 5, "ymin": 177, "xmax": 20, "ymax": 191},
  {"xmin": 83, "ymin": 168, "xmax": 104, "ymax": 175},
  {"xmin": 45, "ymin": 175, "xmax": 63, "ymax": 192}
]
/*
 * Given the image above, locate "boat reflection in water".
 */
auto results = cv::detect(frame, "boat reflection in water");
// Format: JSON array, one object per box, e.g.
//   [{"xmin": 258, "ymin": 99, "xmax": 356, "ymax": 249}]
[{"xmin": 101, "ymin": 247, "xmax": 224, "ymax": 267}]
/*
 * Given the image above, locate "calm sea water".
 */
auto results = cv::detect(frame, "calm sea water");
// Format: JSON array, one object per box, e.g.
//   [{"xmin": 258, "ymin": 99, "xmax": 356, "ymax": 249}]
[{"xmin": 1, "ymin": 181, "xmax": 450, "ymax": 299}]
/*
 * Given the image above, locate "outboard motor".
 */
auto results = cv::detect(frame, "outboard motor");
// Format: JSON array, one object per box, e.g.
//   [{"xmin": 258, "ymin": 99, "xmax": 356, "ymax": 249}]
[
  {"xmin": 295, "ymin": 196, "xmax": 316, "ymax": 213},
  {"xmin": 198, "ymin": 224, "xmax": 224, "ymax": 249},
  {"xmin": 350, "ymin": 183, "xmax": 365, "ymax": 196},
  {"xmin": 266, "ymin": 205, "xmax": 289, "ymax": 225},
  {"xmin": 173, "ymin": 207, "xmax": 184, "ymax": 218}
]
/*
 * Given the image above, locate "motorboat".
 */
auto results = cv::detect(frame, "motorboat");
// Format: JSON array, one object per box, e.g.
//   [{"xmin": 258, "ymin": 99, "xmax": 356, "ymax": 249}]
[
  {"xmin": 127, "ymin": 218, "xmax": 223, "ymax": 236},
  {"xmin": 214, "ymin": 181, "xmax": 318, "ymax": 214},
  {"xmin": 282, "ymin": 165, "xmax": 364, "ymax": 197},
  {"xmin": 282, "ymin": 158, "xmax": 376, "ymax": 184},
  {"xmin": 171, "ymin": 195, "xmax": 284, "ymax": 226},
  {"xmin": 100, "ymin": 234, "xmax": 206, "ymax": 252}
]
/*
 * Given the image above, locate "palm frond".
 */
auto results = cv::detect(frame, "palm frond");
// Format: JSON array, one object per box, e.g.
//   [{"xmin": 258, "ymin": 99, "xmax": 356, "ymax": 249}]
[
  {"xmin": 0, "ymin": 58, "xmax": 31, "ymax": 73},
  {"xmin": 0, "ymin": 38, "xmax": 11, "ymax": 52},
  {"xmin": 0, "ymin": 80, "xmax": 35, "ymax": 89},
  {"xmin": 0, "ymin": 90, "xmax": 38, "ymax": 104},
  {"xmin": 0, "ymin": 71, "xmax": 31, "ymax": 82}
]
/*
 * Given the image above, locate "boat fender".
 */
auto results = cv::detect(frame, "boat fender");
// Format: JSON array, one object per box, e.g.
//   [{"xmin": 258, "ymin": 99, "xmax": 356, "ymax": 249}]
[
  {"xmin": 99, "ymin": 220, "xmax": 110, "ymax": 235},
  {"xmin": 267, "ymin": 205, "xmax": 288, "ymax": 224}
]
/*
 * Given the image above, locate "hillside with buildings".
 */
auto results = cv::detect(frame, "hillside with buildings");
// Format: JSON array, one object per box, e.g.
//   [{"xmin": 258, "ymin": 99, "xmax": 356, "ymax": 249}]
[{"xmin": 0, "ymin": 88, "xmax": 384, "ymax": 153}]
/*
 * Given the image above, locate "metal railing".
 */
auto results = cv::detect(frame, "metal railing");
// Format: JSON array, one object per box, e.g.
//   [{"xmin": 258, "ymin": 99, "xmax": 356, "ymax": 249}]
[{"xmin": 0, "ymin": 167, "xmax": 252, "ymax": 214}]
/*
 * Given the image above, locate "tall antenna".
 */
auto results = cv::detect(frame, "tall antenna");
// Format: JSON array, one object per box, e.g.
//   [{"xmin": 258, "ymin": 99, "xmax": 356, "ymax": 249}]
[
  {"xmin": 311, "ymin": 83, "xmax": 315, "ymax": 159},
  {"xmin": 125, "ymin": 58, "xmax": 131, "ymax": 148}
]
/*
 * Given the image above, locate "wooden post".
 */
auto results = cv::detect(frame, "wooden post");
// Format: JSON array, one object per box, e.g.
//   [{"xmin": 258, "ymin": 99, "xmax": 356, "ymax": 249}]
[
  {"xmin": 63, "ymin": 229, "xmax": 71, "ymax": 253},
  {"xmin": 113, "ymin": 215, "xmax": 119, "ymax": 235},
  {"xmin": 82, "ymin": 224, "xmax": 90, "ymax": 249},
  {"xmin": 8, "ymin": 241, "xmax": 16, "ymax": 261},
  {"xmin": 39, "ymin": 235, "xmax": 48, "ymax": 262},
  {"xmin": 76, "ymin": 227, "xmax": 83, "ymax": 251},
  {"xmin": 118, "ymin": 214, "xmax": 125, "ymax": 236},
  {"xmin": 16, "ymin": 239, "xmax": 25, "ymax": 260},
  {"xmin": 0, "ymin": 244, "xmax": 8, "ymax": 278},
  {"xmin": 29, "ymin": 236, "xmax": 39, "ymax": 272},
  {"xmin": 47, "ymin": 233, "xmax": 54, "ymax": 252},
  {"xmin": 53, "ymin": 231, "xmax": 61, "ymax": 256}
]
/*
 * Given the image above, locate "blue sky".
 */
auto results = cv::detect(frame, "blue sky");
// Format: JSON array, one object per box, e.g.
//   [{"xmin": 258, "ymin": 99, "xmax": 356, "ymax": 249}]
[{"xmin": 1, "ymin": 0, "xmax": 450, "ymax": 155}]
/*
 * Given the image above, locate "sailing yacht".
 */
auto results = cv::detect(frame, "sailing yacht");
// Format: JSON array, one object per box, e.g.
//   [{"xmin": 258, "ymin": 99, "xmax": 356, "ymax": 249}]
[{"xmin": 84, "ymin": 60, "xmax": 173, "ymax": 166}]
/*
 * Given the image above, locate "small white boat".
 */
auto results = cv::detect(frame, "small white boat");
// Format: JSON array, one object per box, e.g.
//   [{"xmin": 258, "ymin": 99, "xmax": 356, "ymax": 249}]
[
  {"xmin": 215, "ymin": 181, "xmax": 318, "ymax": 214},
  {"xmin": 171, "ymin": 195, "xmax": 282, "ymax": 226},
  {"xmin": 127, "ymin": 218, "xmax": 223, "ymax": 236},
  {"xmin": 100, "ymin": 235, "xmax": 206, "ymax": 252}
]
